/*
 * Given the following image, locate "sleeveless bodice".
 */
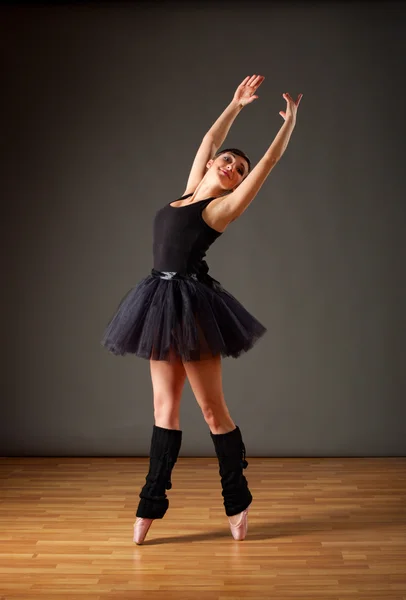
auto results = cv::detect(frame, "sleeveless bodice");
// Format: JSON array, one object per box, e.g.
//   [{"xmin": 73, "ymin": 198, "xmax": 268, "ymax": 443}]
[{"xmin": 152, "ymin": 194, "xmax": 223, "ymax": 274}]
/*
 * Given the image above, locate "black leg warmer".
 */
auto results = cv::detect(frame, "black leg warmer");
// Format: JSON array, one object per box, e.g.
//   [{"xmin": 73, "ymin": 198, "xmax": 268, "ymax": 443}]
[
  {"xmin": 210, "ymin": 425, "xmax": 253, "ymax": 517},
  {"xmin": 136, "ymin": 425, "xmax": 182, "ymax": 519}
]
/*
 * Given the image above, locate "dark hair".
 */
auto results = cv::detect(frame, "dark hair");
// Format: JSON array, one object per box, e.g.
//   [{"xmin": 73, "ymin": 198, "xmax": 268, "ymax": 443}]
[{"xmin": 214, "ymin": 147, "xmax": 251, "ymax": 175}]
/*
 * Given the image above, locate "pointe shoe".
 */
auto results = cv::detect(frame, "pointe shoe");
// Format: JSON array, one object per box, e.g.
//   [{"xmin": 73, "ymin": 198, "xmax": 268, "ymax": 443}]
[
  {"xmin": 228, "ymin": 504, "xmax": 251, "ymax": 541},
  {"xmin": 133, "ymin": 517, "xmax": 153, "ymax": 544}
]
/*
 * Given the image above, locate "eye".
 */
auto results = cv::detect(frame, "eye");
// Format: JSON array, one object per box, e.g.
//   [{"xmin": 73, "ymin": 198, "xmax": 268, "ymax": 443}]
[{"xmin": 222, "ymin": 155, "xmax": 243, "ymax": 176}]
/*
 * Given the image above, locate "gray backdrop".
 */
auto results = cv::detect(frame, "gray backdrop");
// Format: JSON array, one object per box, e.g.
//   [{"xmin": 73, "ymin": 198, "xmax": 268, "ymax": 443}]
[{"xmin": 2, "ymin": 1, "xmax": 405, "ymax": 457}]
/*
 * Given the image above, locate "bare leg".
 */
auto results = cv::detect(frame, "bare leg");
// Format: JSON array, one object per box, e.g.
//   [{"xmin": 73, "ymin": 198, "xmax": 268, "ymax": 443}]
[
  {"xmin": 182, "ymin": 354, "xmax": 252, "ymax": 530},
  {"xmin": 149, "ymin": 348, "xmax": 187, "ymax": 430},
  {"xmin": 181, "ymin": 354, "xmax": 235, "ymax": 434},
  {"xmin": 134, "ymin": 350, "xmax": 187, "ymax": 538}
]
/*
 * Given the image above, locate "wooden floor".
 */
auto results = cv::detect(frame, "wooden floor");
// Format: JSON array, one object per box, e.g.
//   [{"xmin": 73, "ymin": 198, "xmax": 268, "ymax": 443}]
[{"xmin": 0, "ymin": 457, "xmax": 406, "ymax": 600}]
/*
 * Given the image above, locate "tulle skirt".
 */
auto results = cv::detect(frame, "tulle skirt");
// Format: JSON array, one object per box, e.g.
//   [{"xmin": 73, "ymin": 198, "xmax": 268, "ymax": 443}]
[{"xmin": 101, "ymin": 269, "xmax": 267, "ymax": 361}]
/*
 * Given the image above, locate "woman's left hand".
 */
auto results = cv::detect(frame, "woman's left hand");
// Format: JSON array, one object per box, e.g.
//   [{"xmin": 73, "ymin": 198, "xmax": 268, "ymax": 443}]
[
  {"xmin": 279, "ymin": 93, "xmax": 303, "ymax": 125},
  {"xmin": 233, "ymin": 74, "xmax": 265, "ymax": 107}
]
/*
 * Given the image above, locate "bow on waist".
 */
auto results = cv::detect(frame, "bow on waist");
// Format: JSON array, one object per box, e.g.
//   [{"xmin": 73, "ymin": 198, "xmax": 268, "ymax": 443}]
[{"xmin": 151, "ymin": 260, "xmax": 221, "ymax": 289}]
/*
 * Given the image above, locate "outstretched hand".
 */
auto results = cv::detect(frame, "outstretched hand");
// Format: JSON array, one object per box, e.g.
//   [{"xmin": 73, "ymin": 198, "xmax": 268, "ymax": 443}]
[
  {"xmin": 233, "ymin": 74, "xmax": 265, "ymax": 107},
  {"xmin": 279, "ymin": 93, "xmax": 303, "ymax": 125}
]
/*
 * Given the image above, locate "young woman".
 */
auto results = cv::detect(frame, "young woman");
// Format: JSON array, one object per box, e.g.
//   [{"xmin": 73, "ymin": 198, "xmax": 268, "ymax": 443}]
[{"xmin": 101, "ymin": 74, "xmax": 302, "ymax": 544}]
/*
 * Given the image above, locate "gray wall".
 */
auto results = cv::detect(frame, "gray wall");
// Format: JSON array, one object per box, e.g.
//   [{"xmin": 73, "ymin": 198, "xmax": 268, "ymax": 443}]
[{"xmin": 2, "ymin": 2, "xmax": 405, "ymax": 457}]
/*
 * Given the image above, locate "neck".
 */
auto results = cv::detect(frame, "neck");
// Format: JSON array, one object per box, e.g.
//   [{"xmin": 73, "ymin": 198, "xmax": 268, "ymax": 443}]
[{"xmin": 190, "ymin": 179, "xmax": 230, "ymax": 202}]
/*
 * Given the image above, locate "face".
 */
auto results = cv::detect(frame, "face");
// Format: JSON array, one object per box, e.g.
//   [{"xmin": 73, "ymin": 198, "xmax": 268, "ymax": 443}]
[{"xmin": 207, "ymin": 152, "xmax": 249, "ymax": 191}]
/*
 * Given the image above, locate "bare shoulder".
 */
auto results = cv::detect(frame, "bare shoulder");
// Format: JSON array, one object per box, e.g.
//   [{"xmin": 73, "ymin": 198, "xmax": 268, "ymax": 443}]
[
  {"xmin": 202, "ymin": 195, "xmax": 236, "ymax": 233},
  {"xmin": 214, "ymin": 155, "xmax": 279, "ymax": 224}
]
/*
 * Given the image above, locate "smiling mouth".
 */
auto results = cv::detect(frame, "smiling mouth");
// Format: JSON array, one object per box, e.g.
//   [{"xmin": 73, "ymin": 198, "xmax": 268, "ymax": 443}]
[{"xmin": 220, "ymin": 169, "xmax": 230, "ymax": 179}]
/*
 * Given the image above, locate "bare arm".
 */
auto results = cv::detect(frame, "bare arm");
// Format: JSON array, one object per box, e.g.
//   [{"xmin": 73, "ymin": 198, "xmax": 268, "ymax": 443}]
[
  {"xmin": 183, "ymin": 102, "xmax": 243, "ymax": 194},
  {"xmin": 220, "ymin": 92, "xmax": 303, "ymax": 223},
  {"xmin": 183, "ymin": 75, "xmax": 265, "ymax": 194},
  {"xmin": 205, "ymin": 100, "xmax": 244, "ymax": 148}
]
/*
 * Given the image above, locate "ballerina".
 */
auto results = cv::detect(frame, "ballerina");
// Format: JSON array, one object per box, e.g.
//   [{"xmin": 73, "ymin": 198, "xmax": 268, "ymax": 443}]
[{"xmin": 101, "ymin": 74, "xmax": 302, "ymax": 543}]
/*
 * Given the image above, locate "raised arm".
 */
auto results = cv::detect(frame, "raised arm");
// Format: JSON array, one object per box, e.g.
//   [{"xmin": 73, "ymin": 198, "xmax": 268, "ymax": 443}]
[
  {"xmin": 183, "ymin": 75, "xmax": 265, "ymax": 194},
  {"xmin": 220, "ymin": 92, "xmax": 303, "ymax": 223}
]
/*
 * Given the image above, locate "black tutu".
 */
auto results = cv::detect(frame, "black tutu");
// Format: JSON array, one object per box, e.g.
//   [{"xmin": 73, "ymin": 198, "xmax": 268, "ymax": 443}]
[{"xmin": 101, "ymin": 269, "xmax": 267, "ymax": 361}]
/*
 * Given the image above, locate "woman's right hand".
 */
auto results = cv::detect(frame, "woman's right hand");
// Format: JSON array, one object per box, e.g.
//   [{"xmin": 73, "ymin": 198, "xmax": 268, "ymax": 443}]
[{"xmin": 233, "ymin": 74, "xmax": 265, "ymax": 108}]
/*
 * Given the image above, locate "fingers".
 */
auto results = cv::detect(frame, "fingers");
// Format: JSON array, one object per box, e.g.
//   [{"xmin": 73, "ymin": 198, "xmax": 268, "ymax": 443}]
[
  {"xmin": 240, "ymin": 76, "xmax": 250, "ymax": 86},
  {"xmin": 283, "ymin": 92, "xmax": 303, "ymax": 106},
  {"xmin": 240, "ymin": 74, "xmax": 265, "ymax": 88},
  {"xmin": 251, "ymin": 74, "xmax": 265, "ymax": 88}
]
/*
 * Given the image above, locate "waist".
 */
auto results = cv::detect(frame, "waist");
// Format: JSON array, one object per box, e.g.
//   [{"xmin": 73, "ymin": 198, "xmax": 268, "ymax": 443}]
[
  {"xmin": 151, "ymin": 268, "xmax": 220, "ymax": 288},
  {"xmin": 151, "ymin": 269, "xmax": 198, "ymax": 280}
]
